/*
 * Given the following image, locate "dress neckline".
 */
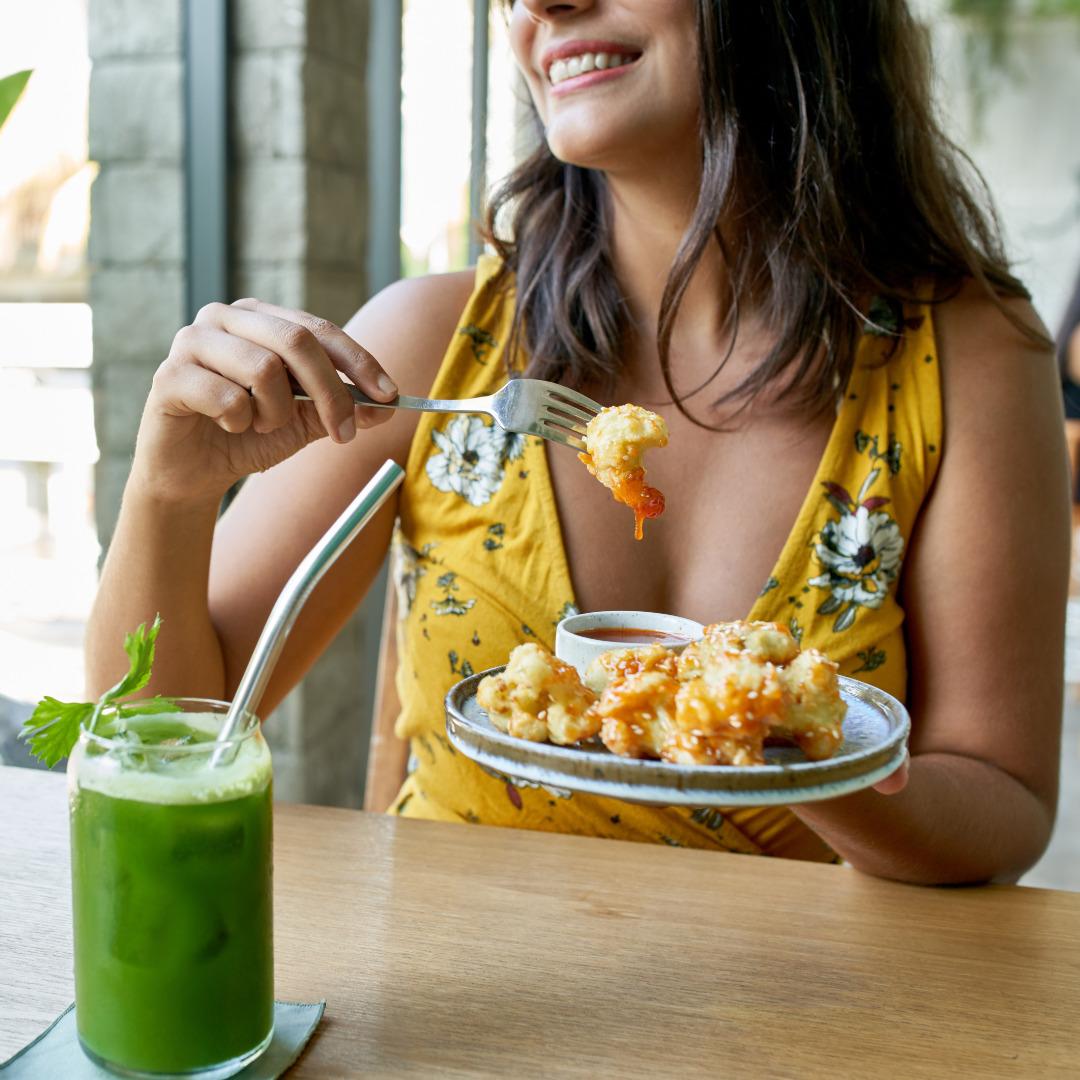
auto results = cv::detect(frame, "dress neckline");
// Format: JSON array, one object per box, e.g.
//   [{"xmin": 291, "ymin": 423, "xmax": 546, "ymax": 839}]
[{"xmin": 531, "ymin": 364, "xmax": 868, "ymax": 629}]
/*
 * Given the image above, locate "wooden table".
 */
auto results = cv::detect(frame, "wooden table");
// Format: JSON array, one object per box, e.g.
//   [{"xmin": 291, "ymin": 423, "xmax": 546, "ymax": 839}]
[{"xmin": 2, "ymin": 766, "xmax": 1079, "ymax": 1078}]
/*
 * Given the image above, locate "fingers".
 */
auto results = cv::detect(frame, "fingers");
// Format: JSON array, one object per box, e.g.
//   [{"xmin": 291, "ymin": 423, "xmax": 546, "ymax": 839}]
[
  {"xmin": 158, "ymin": 360, "xmax": 254, "ymax": 435},
  {"xmin": 172, "ymin": 325, "xmax": 296, "ymax": 435},
  {"xmin": 229, "ymin": 297, "xmax": 399, "ymax": 405},
  {"xmin": 872, "ymin": 751, "xmax": 910, "ymax": 796},
  {"xmin": 193, "ymin": 303, "xmax": 360, "ymax": 443}
]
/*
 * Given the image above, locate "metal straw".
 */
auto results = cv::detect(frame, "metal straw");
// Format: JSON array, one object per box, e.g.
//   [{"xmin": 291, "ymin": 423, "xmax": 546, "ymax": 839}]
[{"xmin": 210, "ymin": 459, "xmax": 405, "ymax": 766}]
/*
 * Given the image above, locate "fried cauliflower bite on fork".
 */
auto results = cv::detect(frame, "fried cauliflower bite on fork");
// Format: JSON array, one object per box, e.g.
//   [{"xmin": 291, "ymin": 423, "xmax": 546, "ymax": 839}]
[
  {"xmin": 579, "ymin": 404, "xmax": 669, "ymax": 540},
  {"xmin": 476, "ymin": 643, "xmax": 599, "ymax": 745}
]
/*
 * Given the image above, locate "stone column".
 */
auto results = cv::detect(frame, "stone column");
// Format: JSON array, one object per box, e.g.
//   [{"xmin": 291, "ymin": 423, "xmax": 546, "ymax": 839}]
[
  {"xmin": 89, "ymin": 0, "xmax": 383, "ymax": 807},
  {"xmin": 88, "ymin": 0, "xmax": 185, "ymax": 548}
]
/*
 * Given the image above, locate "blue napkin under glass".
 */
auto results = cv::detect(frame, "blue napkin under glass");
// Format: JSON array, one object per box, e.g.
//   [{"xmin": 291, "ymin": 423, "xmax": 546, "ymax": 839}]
[{"xmin": 0, "ymin": 1000, "xmax": 325, "ymax": 1079}]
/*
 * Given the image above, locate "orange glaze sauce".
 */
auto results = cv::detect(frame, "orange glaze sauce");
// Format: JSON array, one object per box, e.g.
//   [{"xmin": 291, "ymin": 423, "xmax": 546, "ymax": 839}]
[
  {"xmin": 616, "ymin": 468, "xmax": 665, "ymax": 540},
  {"xmin": 578, "ymin": 455, "xmax": 665, "ymax": 540}
]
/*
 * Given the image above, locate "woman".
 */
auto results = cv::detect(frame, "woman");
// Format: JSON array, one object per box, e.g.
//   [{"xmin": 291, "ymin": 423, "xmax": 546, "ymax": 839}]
[{"xmin": 87, "ymin": 0, "xmax": 1069, "ymax": 884}]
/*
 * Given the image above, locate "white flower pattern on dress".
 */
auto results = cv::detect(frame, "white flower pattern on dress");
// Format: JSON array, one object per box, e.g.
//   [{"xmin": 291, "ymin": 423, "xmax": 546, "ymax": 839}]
[
  {"xmin": 809, "ymin": 461, "xmax": 905, "ymax": 632},
  {"xmin": 425, "ymin": 416, "xmax": 525, "ymax": 507}
]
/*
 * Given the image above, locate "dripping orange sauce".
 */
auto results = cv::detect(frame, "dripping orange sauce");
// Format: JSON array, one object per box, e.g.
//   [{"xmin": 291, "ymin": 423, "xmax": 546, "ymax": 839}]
[
  {"xmin": 579, "ymin": 457, "xmax": 665, "ymax": 540},
  {"xmin": 616, "ymin": 467, "xmax": 665, "ymax": 540}
]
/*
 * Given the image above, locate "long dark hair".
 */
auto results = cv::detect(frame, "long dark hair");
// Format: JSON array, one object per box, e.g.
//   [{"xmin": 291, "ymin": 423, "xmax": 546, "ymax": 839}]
[{"xmin": 486, "ymin": 0, "xmax": 1043, "ymax": 418}]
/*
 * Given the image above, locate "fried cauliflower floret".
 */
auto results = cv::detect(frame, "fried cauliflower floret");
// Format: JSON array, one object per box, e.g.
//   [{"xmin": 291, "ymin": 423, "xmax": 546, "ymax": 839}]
[
  {"xmin": 772, "ymin": 649, "xmax": 847, "ymax": 760},
  {"xmin": 677, "ymin": 621, "xmax": 799, "ymax": 680},
  {"xmin": 592, "ymin": 669, "xmax": 680, "ymax": 760},
  {"xmin": 594, "ymin": 621, "xmax": 843, "ymax": 766},
  {"xmin": 595, "ymin": 653, "xmax": 787, "ymax": 766},
  {"xmin": 669, "ymin": 653, "xmax": 790, "ymax": 765},
  {"xmin": 578, "ymin": 404, "xmax": 669, "ymax": 540},
  {"xmin": 583, "ymin": 644, "xmax": 678, "ymax": 695},
  {"xmin": 665, "ymin": 680, "xmax": 769, "ymax": 766},
  {"xmin": 476, "ymin": 643, "xmax": 599, "ymax": 745}
]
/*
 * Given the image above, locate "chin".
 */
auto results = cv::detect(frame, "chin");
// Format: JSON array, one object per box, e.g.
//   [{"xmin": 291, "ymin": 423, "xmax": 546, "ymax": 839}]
[
  {"xmin": 544, "ymin": 114, "xmax": 654, "ymax": 172},
  {"xmin": 541, "ymin": 91, "xmax": 699, "ymax": 174}
]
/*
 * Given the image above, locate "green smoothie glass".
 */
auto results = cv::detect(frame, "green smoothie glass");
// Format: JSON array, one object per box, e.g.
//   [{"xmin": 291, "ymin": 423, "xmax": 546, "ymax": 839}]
[{"xmin": 68, "ymin": 699, "xmax": 273, "ymax": 1078}]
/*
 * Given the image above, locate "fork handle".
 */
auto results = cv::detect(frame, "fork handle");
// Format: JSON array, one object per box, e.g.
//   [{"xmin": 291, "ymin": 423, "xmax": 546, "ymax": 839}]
[{"xmin": 291, "ymin": 378, "xmax": 492, "ymax": 415}]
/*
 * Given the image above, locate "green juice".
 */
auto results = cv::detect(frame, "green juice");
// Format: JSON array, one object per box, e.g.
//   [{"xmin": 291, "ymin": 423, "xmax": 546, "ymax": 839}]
[{"xmin": 69, "ymin": 713, "xmax": 273, "ymax": 1076}]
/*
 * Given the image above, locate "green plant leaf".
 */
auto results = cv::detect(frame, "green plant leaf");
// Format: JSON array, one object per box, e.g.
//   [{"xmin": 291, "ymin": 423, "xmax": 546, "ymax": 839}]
[
  {"xmin": 19, "ymin": 698, "xmax": 94, "ymax": 768},
  {"xmin": 101, "ymin": 615, "xmax": 164, "ymax": 705},
  {"xmin": 0, "ymin": 70, "xmax": 32, "ymax": 131},
  {"xmin": 19, "ymin": 614, "xmax": 171, "ymax": 766}
]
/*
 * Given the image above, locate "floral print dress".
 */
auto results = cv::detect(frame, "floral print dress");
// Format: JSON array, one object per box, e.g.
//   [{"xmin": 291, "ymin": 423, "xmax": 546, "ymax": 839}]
[{"xmin": 388, "ymin": 256, "xmax": 941, "ymax": 860}]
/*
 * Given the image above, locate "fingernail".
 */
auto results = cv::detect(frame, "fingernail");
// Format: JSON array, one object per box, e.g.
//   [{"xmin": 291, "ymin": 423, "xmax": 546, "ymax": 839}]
[
  {"xmin": 336, "ymin": 415, "xmax": 356, "ymax": 443},
  {"xmin": 376, "ymin": 373, "xmax": 398, "ymax": 398}
]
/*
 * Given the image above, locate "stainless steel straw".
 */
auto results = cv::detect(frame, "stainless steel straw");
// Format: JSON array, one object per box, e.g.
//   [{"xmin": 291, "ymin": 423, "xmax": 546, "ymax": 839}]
[{"xmin": 210, "ymin": 459, "xmax": 405, "ymax": 766}]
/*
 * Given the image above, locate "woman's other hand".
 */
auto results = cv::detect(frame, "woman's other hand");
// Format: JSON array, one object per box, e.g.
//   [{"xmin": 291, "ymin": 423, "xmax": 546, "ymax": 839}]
[
  {"xmin": 132, "ymin": 298, "xmax": 399, "ymax": 504},
  {"xmin": 872, "ymin": 751, "xmax": 910, "ymax": 795}
]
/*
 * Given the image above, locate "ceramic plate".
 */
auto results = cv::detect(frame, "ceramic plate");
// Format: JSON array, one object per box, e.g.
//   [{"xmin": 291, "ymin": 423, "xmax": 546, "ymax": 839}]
[{"xmin": 445, "ymin": 668, "xmax": 910, "ymax": 807}]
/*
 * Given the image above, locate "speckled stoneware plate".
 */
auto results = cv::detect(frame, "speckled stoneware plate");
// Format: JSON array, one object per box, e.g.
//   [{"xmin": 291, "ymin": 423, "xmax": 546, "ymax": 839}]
[{"xmin": 445, "ymin": 668, "xmax": 910, "ymax": 807}]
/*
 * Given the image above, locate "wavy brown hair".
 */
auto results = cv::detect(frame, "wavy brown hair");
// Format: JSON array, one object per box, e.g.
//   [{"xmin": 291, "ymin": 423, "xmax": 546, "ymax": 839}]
[{"xmin": 486, "ymin": 0, "xmax": 1042, "ymax": 418}]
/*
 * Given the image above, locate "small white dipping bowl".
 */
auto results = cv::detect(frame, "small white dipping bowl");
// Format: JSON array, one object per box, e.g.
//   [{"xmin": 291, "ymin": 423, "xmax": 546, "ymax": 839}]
[{"xmin": 555, "ymin": 610, "xmax": 705, "ymax": 678}]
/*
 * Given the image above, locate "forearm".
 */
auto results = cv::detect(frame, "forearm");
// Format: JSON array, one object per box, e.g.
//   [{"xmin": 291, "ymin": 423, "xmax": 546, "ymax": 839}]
[
  {"xmin": 793, "ymin": 752, "xmax": 1054, "ymax": 885},
  {"xmin": 86, "ymin": 473, "xmax": 225, "ymax": 701}
]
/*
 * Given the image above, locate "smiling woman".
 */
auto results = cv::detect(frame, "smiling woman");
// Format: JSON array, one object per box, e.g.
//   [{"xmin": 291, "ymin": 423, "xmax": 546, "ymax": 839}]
[{"xmin": 85, "ymin": 0, "xmax": 1069, "ymax": 886}]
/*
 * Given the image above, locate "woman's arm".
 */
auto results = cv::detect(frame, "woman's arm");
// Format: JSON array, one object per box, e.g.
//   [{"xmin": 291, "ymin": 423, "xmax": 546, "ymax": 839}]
[
  {"xmin": 86, "ymin": 271, "xmax": 475, "ymax": 709},
  {"xmin": 206, "ymin": 273, "xmax": 475, "ymax": 715},
  {"xmin": 793, "ymin": 283, "xmax": 1070, "ymax": 884}
]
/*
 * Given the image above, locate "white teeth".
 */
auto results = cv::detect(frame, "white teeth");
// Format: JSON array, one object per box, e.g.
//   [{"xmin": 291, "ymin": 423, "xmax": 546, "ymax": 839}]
[{"xmin": 548, "ymin": 51, "xmax": 634, "ymax": 85}]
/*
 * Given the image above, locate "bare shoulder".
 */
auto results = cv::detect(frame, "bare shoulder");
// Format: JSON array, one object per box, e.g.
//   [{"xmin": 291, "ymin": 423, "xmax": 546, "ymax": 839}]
[
  {"xmin": 928, "ymin": 278, "xmax": 1066, "ymax": 502},
  {"xmin": 925, "ymin": 276, "xmax": 1066, "ymax": 539},
  {"xmin": 343, "ymin": 269, "xmax": 478, "ymax": 391},
  {"xmin": 933, "ymin": 278, "xmax": 1058, "ymax": 418}
]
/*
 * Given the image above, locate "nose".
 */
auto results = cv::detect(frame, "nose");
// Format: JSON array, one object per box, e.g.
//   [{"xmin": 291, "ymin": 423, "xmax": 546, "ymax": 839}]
[{"xmin": 518, "ymin": 0, "xmax": 595, "ymax": 19}]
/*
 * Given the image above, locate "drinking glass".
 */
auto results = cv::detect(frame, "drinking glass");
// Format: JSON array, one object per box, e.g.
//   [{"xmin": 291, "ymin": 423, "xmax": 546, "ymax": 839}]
[{"xmin": 68, "ymin": 698, "xmax": 273, "ymax": 1078}]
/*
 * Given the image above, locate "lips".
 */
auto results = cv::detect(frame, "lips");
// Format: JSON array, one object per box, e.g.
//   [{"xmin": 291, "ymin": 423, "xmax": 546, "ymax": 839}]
[
  {"xmin": 548, "ymin": 50, "xmax": 637, "ymax": 86},
  {"xmin": 540, "ymin": 39, "xmax": 643, "ymax": 86}
]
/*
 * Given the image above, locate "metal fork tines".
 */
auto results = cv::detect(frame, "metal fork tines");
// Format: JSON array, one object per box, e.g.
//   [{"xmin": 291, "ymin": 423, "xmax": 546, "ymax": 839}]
[{"xmin": 292, "ymin": 376, "xmax": 602, "ymax": 451}]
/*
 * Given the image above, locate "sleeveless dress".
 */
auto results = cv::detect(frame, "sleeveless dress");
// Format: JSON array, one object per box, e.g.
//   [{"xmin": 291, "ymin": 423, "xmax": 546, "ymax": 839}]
[{"xmin": 388, "ymin": 256, "xmax": 941, "ymax": 860}]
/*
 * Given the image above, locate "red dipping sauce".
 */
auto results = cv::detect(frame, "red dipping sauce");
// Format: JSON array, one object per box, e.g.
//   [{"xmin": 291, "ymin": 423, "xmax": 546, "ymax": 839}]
[{"xmin": 577, "ymin": 627, "xmax": 691, "ymax": 647}]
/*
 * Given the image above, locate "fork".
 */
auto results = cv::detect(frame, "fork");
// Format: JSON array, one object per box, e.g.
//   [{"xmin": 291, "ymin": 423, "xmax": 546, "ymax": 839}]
[{"xmin": 292, "ymin": 377, "xmax": 601, "ymax": 451}]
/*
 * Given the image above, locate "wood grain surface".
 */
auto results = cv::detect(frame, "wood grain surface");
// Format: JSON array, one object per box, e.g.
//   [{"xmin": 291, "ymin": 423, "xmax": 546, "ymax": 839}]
[{"xmin": 2, "ymin": 764, "xmax": 1079, "ymax": 1078}]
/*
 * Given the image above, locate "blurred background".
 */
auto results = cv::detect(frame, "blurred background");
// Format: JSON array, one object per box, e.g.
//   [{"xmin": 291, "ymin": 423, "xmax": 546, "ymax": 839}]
[{"xmin": 0, "ymin": 0, "xmax": 1077, "ymax": 886}]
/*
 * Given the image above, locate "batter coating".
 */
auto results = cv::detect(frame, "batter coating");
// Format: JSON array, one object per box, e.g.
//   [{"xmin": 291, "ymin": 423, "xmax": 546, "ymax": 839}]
[
  {"xmin": 476, "ymin": 643, "xmax": 599, "ymax": 745},
  {"xmin": 578, "ymin": 404, "xmax": 668, "ymax": 540}
]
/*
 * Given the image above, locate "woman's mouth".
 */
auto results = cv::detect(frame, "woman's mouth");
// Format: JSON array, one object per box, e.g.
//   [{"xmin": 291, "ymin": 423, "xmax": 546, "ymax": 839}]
[{"xmin": 543, "ymin": 43, "xmax": 643, "ymax": 94}]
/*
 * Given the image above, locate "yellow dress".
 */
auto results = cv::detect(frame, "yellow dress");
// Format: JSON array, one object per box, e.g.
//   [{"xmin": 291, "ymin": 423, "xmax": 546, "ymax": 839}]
[{"xmin": 389, "ymin": 256, "xmax": 941, "ymax": 860}]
